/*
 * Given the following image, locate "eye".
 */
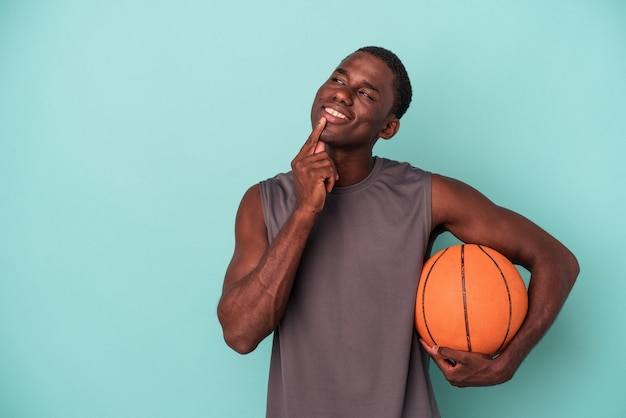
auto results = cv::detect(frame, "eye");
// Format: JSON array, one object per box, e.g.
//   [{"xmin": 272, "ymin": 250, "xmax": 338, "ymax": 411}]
[
  {"xmin": 359, "ymin": 90, "xmax": 375, "ymax": 101},
  {"xmin": 332, "ymin": 77, "xmax": 345, "ymax": 85}
]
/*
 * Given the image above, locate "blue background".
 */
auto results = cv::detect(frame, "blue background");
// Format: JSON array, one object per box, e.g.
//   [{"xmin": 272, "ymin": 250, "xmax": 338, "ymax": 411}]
[{"xmin": 1, "ymin": 1, "xmax": 624, "ymax": 416}]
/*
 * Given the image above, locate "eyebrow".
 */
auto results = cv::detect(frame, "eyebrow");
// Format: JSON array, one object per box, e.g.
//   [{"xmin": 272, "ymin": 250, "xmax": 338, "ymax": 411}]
[{"xmin": 335, "ymin": 67, "xmax": 380, "ymax": 93}]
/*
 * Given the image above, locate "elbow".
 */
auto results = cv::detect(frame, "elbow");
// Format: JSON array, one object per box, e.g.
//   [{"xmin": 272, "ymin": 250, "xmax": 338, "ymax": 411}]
[
  {"xmin": 222, "ymin": 330, "xmax": 259, "ymax": 355},
  {"xmin": 565, "ymin": 250, "xmax": 580, "ymax": 288},
  {"xmin": 217, "ymin": 306, "xmax": 262, "ymax": 355},
  {"xmin": 551, "ymin": 245, "xmax": 579, "ymax": 294}
]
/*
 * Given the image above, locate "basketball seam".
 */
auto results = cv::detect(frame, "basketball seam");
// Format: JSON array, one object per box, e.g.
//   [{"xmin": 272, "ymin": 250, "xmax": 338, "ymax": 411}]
[
  {"xmin": 421, "ymin": 247, "xmax": 449, "ymax": 347},
  {"xmin": 461, "ymin": 245, "xmax": 472, "ymax": 352},
  {"xmin": 478, "ymin": 245, "xmax": 513, "ymax": 354}
]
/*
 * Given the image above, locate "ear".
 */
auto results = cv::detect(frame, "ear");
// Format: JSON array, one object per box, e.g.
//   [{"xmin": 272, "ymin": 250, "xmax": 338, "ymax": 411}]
[{"xmin": 378, "ymin": 117, "xmax": 400, "ymax": 140}]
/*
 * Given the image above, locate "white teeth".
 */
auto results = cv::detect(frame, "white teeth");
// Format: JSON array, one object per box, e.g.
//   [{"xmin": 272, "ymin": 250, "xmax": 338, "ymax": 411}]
[{"xmin": 325, "ymin": 107, "xmax": 347, "ymax": 119}]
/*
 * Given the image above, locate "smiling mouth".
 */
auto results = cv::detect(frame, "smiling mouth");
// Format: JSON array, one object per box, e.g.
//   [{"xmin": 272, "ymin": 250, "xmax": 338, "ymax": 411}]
[{"xmin": 324, "ymin": 107, "xmax": 349, "ymax": 120}]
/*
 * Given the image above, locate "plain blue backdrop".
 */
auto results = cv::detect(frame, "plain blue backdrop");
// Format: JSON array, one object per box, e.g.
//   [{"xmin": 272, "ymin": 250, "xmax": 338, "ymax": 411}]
[{"xmin": 1, "ymin": 1, "xmax": 625, "ymax": 416}]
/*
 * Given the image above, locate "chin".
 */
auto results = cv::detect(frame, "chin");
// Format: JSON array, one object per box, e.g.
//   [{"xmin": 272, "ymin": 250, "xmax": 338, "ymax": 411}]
[{"xmin": 320, "ymin": 127, "xmax": 343, "ymax": 145}]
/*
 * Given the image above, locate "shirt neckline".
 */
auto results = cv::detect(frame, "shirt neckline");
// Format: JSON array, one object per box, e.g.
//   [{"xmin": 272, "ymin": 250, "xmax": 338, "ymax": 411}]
[{"xmin": 330, "ymin": 156, "xmax": 384, "ymax": 195}]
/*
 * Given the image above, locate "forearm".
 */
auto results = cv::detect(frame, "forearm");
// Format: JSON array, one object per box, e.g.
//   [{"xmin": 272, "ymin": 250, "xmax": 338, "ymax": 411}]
[
  {"xmin": 218, "ymin": 207, "xmax": 317, "ymax": 354},
  {"xmin": 219, "ymin": 118, "xmax": 336, "ymax": 354}
]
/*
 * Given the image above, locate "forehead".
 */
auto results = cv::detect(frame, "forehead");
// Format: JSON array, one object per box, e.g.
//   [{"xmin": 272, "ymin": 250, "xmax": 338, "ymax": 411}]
[{"xmin": 336, "ymin": 52, "xmax": 395, "ymax": 92}]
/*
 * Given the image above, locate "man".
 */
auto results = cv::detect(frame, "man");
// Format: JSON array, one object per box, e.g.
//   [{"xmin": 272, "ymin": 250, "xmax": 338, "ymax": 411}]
[{"xmin": 217, "ymin": 46, "xmax": 578, "ymax": 417}]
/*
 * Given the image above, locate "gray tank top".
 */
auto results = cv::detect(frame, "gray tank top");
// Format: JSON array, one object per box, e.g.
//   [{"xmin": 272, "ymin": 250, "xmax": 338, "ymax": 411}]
[{"xmin": 260, "ymin": 157, "xmax": 440, "ymax": 418}]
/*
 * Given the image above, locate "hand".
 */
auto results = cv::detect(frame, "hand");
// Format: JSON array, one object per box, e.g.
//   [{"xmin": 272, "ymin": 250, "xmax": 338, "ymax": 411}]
[
  {"xmin": 420, "ymin": 339, "xmax": 514, "ymax": 387},
  {"xmin": 291, "ymin": 117, "xmax": 338, "ymax": 214}
]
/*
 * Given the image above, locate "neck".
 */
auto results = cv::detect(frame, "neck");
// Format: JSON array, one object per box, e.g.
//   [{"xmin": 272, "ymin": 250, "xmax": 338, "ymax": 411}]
[{"xmin": 329, "ymin": 149, "xmax": 375, "ymax": 187}]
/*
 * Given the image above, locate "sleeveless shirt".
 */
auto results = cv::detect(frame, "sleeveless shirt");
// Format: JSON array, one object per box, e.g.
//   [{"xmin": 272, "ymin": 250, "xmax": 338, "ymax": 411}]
[{"xmin": 260, "ymin": 157, "xmax": 440, "ymax": 418}]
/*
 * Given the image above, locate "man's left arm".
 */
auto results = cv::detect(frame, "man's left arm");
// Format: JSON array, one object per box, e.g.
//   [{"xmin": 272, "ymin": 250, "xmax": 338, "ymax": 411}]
[{"xmin": 423, "ymin": 174, "xmax": 579, "ymax": 387}]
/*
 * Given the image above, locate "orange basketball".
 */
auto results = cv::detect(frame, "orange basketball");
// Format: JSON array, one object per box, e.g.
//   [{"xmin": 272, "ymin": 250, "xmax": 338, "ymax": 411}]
[{"xmin": 415, "ymin": 244, "xmax": 528, "ymax": 356}]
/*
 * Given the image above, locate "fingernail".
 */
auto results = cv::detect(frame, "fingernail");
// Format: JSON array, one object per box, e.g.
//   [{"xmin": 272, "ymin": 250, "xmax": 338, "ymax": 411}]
[{"xmin": 433, "ymin": 345, "xmax": 439, "ymax": 354}]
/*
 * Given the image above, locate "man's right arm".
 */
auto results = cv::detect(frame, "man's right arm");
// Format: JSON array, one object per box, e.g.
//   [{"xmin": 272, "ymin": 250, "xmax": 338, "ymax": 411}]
[
  {"xmin": 217, "ymin": 184, "xmax": 318, "ymax": 354},
  {"xmin": 217, "ymin": 117, "xmax": 335, "ymax": 354}
]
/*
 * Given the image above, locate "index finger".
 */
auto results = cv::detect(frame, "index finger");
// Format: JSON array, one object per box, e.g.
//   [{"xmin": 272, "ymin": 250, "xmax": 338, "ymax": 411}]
[{"xmin": 297, "ymin": 117, "xmax": 327, "ymax": 157}]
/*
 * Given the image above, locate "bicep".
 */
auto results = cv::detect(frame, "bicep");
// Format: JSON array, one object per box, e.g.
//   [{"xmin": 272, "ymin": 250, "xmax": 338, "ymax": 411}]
[
  {"xmin": 222, "ymin": 184, "xmax": 269, "ymax": 293},
  {"xmin": 431, "ymin": 174, "xmax": 555, "ymax": 268}
]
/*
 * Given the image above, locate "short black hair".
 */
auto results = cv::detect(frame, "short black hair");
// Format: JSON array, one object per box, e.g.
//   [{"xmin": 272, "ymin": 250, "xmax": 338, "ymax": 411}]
[{"xmin": 355, "ymin": 46, "xmax": 412, "ymax": 119}]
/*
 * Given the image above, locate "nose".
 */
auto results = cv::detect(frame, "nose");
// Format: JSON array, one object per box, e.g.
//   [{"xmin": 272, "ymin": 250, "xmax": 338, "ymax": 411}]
[{"xmin": 333, "ymin": 85, "xmax": 353, "ymax": 106}]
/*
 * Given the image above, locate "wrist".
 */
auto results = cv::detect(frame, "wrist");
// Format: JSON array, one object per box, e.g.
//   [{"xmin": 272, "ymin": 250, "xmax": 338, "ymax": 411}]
[
  {"xmin": 292, "ymin": 203, "xmax": 322, "ymax": 219},
  {"xmin": 491, "ymin": 345, "xmax": 524, "ymax": 383}
]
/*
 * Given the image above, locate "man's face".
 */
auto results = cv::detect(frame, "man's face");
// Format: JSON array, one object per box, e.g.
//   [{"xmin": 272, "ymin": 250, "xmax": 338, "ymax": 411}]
[{"xmin": 310, "ymin": 52, "xmax": 398, "ymax": 148}]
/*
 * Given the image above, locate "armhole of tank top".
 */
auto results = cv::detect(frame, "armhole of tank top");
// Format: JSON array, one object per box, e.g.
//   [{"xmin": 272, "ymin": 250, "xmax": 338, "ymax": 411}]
[
  {"xmin": 425, "ymin": 172, "xmax": 433, "ymax": 235},
  {"xmin": 258, "ymin": 180, "xmax": 273, "ymax": 242}
]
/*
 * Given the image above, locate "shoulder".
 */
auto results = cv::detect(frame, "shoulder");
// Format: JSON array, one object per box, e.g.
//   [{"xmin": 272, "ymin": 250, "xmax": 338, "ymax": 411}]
[
  {"xmin": 378, "ymin": 157, "xmax": 428, "ymax": 174},
  {"xmin": 237, "ymin": 184, "xmax": 263, "ymax": 223},
  {"xmin": 431, "ymin": 173, "xmax": 501, "ymax": 230},
  {"xmin": 431, "ymin": 173, "xmax": 470, "ymax": 195},
  {"xmin": 260, "ymin": 171, "xmax": 294, "ymax": 196},
  {"xmin": 377, "ymin": 157, "xmax": 431, "ymax": 183},
  {"xmin": 431, "ymin": 173, "xmax": 487, "ymax": 201},
  {"xmin": 238, "ymin": 170, "xmax": 294, "ymax": 217},
  {"xmin": 259, "ymin": 171, "xmax": 296, "ymax": 211}
]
